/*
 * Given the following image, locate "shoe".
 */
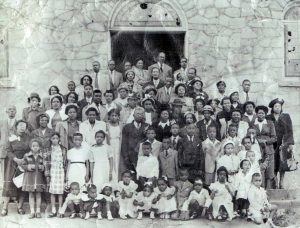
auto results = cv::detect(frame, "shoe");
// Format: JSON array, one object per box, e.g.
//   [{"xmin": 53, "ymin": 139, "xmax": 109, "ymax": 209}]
[
  {"xmin": 107, "ymin": 211, "xmax": 113, "ymax": 220},
  {"xmin": 207, "ymin": 214, "xmax": 213, "ymax": 221},
  {"xmin": 150, "ymin": 211, "xmax": 155, "ymax": 219},
  {"xmin": 120, "ymin": 214, "xmax": 127, "ymax": 220},
  {"xmin": 97, "ymin": 212, "xmax": 102, "ymax": 220},
  {"xmin": 78, "ymin": 213, "xmax": 84, "ymax": 219},
  {"xmin": 190, "ymin": 212, "xmax": 197, "ymax": 219},
  {"xmin": 165, "ymin": 213, "xmax": 170, "ymax": 219},
  {"xmin": 160, "ymin": 213, "xmax": 164, "ymax": 219},
  {"xmin": 69, "ymin": 213, "xmax": 76, "ymax": 219},
  {"xmin": 137, "ymin": 212, "xmax": 142, "ymax": 220},
  {"xmin": 36, "ymin": 213, "xmax": 42, "ymax": 218},
  {"xmin": 28, "ymin": 213, "xmax": 35, "ymax": 219},
  {"xmin": 47, "ymin": 213, "xmax": 57, "ymax": 218},
  {"xmin": 17, "ymin": 208, "xmax": 25, "ymax": 215},
  {"xmin": 1, "ymin": 209, "xmax": 8, "ymax": 216},
  {"xmin": 58, "ymin": 213, "xmax": 64, "ymax": 218},
  {"xmin": 84, "ymin": 212, "xmax": 90, "ymax": 220},
  {"xmin": 226, "ymin": 217, "xmax": 232, "ymax": 222}
]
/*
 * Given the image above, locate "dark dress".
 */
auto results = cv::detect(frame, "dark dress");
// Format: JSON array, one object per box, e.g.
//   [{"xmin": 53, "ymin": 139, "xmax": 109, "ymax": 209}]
[
  {"xmin": 2, "ymin": 133, "xmax": 31, "ymax": 197},
  {"xmin": 153, "ymin": 122, "xmax": 172, "ymax": 142},
  {"xmin": 267, "ymin": 113, "xmax": 294, "ymax": 172},
  {"xmin": 31, "ymin": 127, "xmax": 54, "ymax": 151},
  {"xmin": 21, "ymin": 152, "xmax": 47, "ymax": 192}
]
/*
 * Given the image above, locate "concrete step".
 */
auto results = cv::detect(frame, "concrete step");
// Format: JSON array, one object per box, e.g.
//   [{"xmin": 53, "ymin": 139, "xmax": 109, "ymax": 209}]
[
  {"xmin": 270, "ymin": 199, "xmax": 300, "ymax": 209},
  {"xmin": 267, "ymin": 189, "xmax": 300, "ymax": 200}
]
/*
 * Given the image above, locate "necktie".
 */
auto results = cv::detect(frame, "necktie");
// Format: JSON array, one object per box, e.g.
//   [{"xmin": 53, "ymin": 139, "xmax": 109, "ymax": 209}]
[
  {"xmin": 95, "ymin": 73, "xmax": 99, "ymax": 89},
  {"xmin": 167, "ymin": 88, "xmax": 170, "ymax": 96},
  {"xmin": 246, "ymin": 92, "xmax": 249, "ymax": 102},
  {"xmin": 165, "ymin": 150, "xmax": 168, "ymax": 156},
  {"xmin": 160, "ymin": 64, "xmax": 163, "ymax": 72},
  {"xmin": 172, "ymin": 138, "xmax": 176, "ymax": 148}
]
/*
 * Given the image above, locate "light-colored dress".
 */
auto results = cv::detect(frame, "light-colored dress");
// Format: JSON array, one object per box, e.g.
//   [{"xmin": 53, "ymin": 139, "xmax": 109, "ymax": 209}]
[
  {"xmin": 67, "ymin": 146, "xmax": 90, "ymax": 188},
  {"xmin": 247, "ymin": 185, "xmax": 270, "ymax": 221},
  {"xmin": 118, "ymin": 181, "xmax": 138, "ymax": 217},
  {"xmin": 209, "ymin": 182, "xmax": 234, "ymax": 219},
  {"xmin": 217, "ymin": 154, "xmax": 240, "ymax": 184},
  {"xmin": 49, "ymin": 145, "xmax": 65, "ymax": 194},
  {"xmin": 182, "ymin": 189, "xmax": 212, "ymax": 211},
  {"xmin": 89, "ymin": 144, "xmax": 112, "ymax": 191},
  {"xmin": 154, "ymin": 186, "xmax": 177, "ymax": 213},
  {"xmin": 134, "ymin": 191, "xmax": 158, "ymax": 212},
  {"xmin": 108, "ymin": 124, "xmax": 121, "ymax": 183}
]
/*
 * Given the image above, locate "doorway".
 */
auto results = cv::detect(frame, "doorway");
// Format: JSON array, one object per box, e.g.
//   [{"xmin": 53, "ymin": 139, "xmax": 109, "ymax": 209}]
[{"xmin": 110, "ymin": 31, "xmax": 185, "ymax": 72}]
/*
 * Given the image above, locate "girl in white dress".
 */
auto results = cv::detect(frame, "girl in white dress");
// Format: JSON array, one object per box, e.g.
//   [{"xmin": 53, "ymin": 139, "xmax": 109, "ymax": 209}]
[
  {"xmin": 66, "ymin": 133, "xmax": 90, "ymax": 190},
  {"xmin": 117, "ymin": 170, "xmax": 138, "ymax": 219},
  {"xmin": 90, "ymin": 130, "xmax": 113, "ymax": 191},
  {"xmin": 106, "ymin": 109, "xmax": 122, "ymax": 184},
  {"xmin": 210, "ymin": 166, "xmax": 235, "ymax": 221}
]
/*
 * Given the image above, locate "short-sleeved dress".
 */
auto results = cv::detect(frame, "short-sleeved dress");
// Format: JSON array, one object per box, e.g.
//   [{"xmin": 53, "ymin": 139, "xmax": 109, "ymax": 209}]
[
  {"xmin": 107, "ymin": 124, "xmax": 121, "ymax": 183},
  {"xmin": 153, "ymin": 186, "xmax": 177, "ymax": 213},
  {"xmin": 67, "ymin": 146, "xmax": 90, "ymax": 188},
  {"xmin": 90, "ymin": 144, "xmax": 112, "ymax": 191},
  {"xmin": 49, "ymin": 145, "xmax": 65, "ymax": 194}
]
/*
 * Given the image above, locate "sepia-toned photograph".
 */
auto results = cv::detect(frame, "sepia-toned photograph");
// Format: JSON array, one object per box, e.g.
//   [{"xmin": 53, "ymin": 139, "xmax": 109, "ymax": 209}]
[{"xmin": 0, "ymin": 0, "xmax": 300, "ymax": 227}]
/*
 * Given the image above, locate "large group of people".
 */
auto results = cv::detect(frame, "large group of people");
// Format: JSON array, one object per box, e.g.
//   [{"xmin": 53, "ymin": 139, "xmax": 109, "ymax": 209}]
[{"xmin": 0, "ymin": 52, "xmax": 295, "ymax": 225}]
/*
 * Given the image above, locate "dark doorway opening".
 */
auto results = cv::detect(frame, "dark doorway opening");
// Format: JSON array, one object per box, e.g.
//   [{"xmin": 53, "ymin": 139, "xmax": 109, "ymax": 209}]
[{"xmin": 111, "ymin": 31, "xmax": 185, "ymax": 72}]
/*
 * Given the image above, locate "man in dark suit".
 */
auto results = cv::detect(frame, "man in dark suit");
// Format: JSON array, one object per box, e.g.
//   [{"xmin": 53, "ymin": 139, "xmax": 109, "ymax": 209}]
[
  {"xmin": 144, "ymin": 67, "xmax": 165, "ymax": 90},
  {"xmin": 108, "ymin": 60, "xmax": 123, "ymax": 97},
  {"xmin": 120, "ymin": 107, "xmax": 149, "ymax": 176},
  {"xmin": 197, "ymin": 105, "xmax": 220, "ymax": 141},
  {"xmin": 148, "ymin": 52, "xmax": 172, "ymax": 82},
  {"xmin": 77, "ymin": 84, "xmax": 94, "ymax": 121}
]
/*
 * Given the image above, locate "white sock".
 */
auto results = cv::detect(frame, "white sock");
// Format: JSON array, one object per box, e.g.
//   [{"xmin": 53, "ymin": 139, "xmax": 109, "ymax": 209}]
[
  {"xmin": 52, "ymin": 207, "xmax": 56, "ymax": 214},
  {"xmin": 36, "ymin": 208, "xmax": 41, "ymax": 213},
  {"xmin": 30, "ymin": 208, "xmax": 35, "ymax": 214}
]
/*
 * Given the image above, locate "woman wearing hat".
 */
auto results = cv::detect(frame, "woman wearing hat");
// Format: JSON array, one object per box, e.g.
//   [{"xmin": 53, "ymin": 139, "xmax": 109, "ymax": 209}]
[
  {"xmin": 45, "ymin": 95, "xmax": 68, "ymax": 130},
  {"xmin": 253, "ymin": 105, "xmax": 277, "ymax": 189},
  {"xmin": 267, "ymin": 98, "xmax": 294, "ymax": 189},
  {"xmin": 125, "ymin": 70, "xmax": 142, "ymax": 95},
  {"xmin": 169, "ymin": 83, "xmax": 194, "ymax": 113},
  {"xmin": 187, "ymin": 78, "xmax": 209, "ymax": 102},
  {"xmin": 31, "ymin": 113, "xmax": 54, "ymax": 151},
  {"xmin": 114, "ymin": 83, "xmax": 129, "ymax": 108},
  {"xmin": 42, "ymin": 85, "xmax": 61, "ymax": 111},
  {"xmin": 194, "ymin": 97, "xmax": 205, "ymax": 122},
  {"xmin": 179, "ymin": 112, "xmax": 200, "ymax": 138},
  {"xmin": 55, "ymin": 104, "xmax": 81, "ymax": 150},
  {"xmin": 207, "ymin": 98, "xmax": 222, "ymax": 119},
  {"xmin": 133, "ymin": 58, "xmax": 149, "ymax": 86},
  {"xmin": 197, "ymin": 105, "xmax": 220, "ymax": 141},
  {"xmin": 141, "ymin": 97, "xmax": 158, "ymax": 125},
  {"xmin": 22, "ymin": 92, "xmax": 43, "ymax": 132}
]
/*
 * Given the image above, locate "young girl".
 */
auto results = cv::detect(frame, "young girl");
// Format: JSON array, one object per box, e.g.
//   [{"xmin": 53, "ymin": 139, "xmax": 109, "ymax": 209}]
[
  {"xmin": 247, "ymin": 173, "xmax": 277, "ymax": 225},
  {"xmin": 234, "ymin": 159, "xmax": 252, "ymax": 218},
  {"xmin": 118, "ymin": 170, "xmax": 138, "ymax": 219},
  {"xmin": 224, "ymin": 124, "xmax": 242, "ymax": 155},
  {"xmin": 66, "ymin": 133, "xmax": 90, "ymax": 190},
  {"xmin": 133, "ymin": 182, "xmax": 158, "ymax": 220},
  {"xmin": 217, "ymin": 141, "xmax": 240, "ymax": 184},
  {"xmin": 22, "ymin": 139, "xmax": 46, "ymax": 219},
  {"xmin": 100, "ymin": 183, "xmax": 118, "ymax": 220},
  {"xmin": 154, "ymin": 178, "xmax": 177, "ymax": 219},
  {"xmin": 45, "ymin": 132, "xmax": 67, "ymax": 218},
  {"xmin": 106, "ymin": 109, "xmax": 122, "ymax": 184},
  {"xmin": 210, "ymin": 166, "xmax": 235, "ymax": 221},
  {"xmin": 141, "ymin": 97, "xmax": 158, "ymax": 125},
  {"xmin": 90, "ymin": 130, "xmax": 113, "ymax": 191}
]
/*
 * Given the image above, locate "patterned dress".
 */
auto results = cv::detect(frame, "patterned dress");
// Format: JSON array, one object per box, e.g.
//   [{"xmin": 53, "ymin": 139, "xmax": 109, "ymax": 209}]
[{"xmin": 48, "ymin": 145, "xmax": 65, "ymax": 194}]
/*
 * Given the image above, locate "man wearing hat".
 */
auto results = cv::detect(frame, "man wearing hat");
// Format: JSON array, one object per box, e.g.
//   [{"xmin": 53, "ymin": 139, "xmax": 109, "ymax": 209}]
[
  {"xmin": 187, "ymin": 78, "xmax": 209, "ymax": 101},
  {"xmin": 22, "ymin": 92, "xmax": 43, "ymax": 131},
  {"xmin": 120, "ymin": 93, "xmax": 139, "ymax": 125},
  {"xmin": 197, "ymin": 105, "xmax": 220, "ymax": 141},
  {"xmin": 148, "ymin": 52, "xmax": 172, "ymax": 82},
  {"xmin": 242, "ymin": 101, "xmax": 256, "ymax": 125}
]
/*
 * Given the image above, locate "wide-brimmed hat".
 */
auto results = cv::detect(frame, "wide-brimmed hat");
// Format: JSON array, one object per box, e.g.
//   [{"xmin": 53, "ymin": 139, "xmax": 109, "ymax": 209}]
[
  {"xmin": 118, "ymin": 83, "xmax": 129, "ymax": 91},
  {"xmin": 141, "ymin": 97, "xmax": 155, "ymax": 106},
  {"xmin": 191, "ymin": 78, "xmax": 203, "ymax": 87},
  {"xmin": 28, "ymin": 92, "xmax": 41, "ymax": 103},
  {"xmin": 243, "ymin": 101, "xmax": 256, "ymax": 113},
  {"xmin": 201, "ymin": 105, "xmax": 214, "ymax": 114},
  {"xmin": 230, "ymin": 108, "xmax": 243, "ymax": 116},
  {"xmin": 268, "ymin": 98, "xmax": 284, "ymax": 109},
  {"xmin": 255, "ymin": 105, "xmax": 269, "ymax": 114}
]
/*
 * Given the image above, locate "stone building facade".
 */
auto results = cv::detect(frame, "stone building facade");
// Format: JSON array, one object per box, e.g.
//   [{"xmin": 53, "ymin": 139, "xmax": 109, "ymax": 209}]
[{"xmin": 0, "ymin": 0, "xmax": 299, "ymax": 149}]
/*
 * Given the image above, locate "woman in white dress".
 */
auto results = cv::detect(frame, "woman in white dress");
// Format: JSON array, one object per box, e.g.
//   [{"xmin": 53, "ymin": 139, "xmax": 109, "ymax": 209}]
[
  {"xmin": 106, "ymin": 109, "xmax": 122, "ymax": 184},
  {"xmin": 90, "ymin": 130, "xmax": 113, "ymax": 191}
]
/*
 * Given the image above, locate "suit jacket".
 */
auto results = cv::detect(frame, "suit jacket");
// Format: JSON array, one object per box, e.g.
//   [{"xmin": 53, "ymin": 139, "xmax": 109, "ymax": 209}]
[
  {"xmin": 242, "ymin": 114, "xmax": 257, "ymax": 126},
  {"xmin": 174, "ymin": 180, "xmax": 193, "ymax": 209},
  {"xmin": 144, "ymin": 80, "xmax": 165, "ymax": 90},
  {"xmin": 158, "ymin": 148, "xmax": 178, "ymax": 179},
  {"xmin": 253, "ymin": 119, "xmax": 277, "ymax": 155},
  {"xmin": 120, "ymin": 122, "xmax": 148, "ymax": 171},
  {"xmin": 22, "ymin": 107, "xmax": 44, "ymax": 131},
  {"xmin": 109, "ymin": 70, "xmax": 123, "ymax": 96},
  {"xmin": 0, "ymin": 119, "xmax": 17, "ymax": 158},
  {"xmin": 31, "ymin": 128, "xmax": 54, "ymax": 150},
  {"xmin": 138, "ymin": 139, "xmax": 162, "ymax": 157},
  {"xmin": 153, "ymin": 122, "xmax": 172, "ymax": 142},
  {"xmin": 156, "ymin": 86, "xmax": 174, "ymax": 105},
  {"xmin": 197, "ymin": 118, "xmax": 220, "ymax": 141},
  {"xmin": 148, "ymin": 63, "xmax": 172, "ymax": 82},
  {"xmin": 55, "ymin": 120, "xmax": 80, "ymax": 150}
]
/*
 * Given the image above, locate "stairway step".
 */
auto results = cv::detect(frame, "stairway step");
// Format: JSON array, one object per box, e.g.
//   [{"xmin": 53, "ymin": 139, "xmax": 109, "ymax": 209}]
[
  {"xmin": 270, "ymin": 199, "xmax": 300, "ymax": 209},
  {"xmin": 267, "ymin": 189, "xmax": 300, "ymax": 200}
]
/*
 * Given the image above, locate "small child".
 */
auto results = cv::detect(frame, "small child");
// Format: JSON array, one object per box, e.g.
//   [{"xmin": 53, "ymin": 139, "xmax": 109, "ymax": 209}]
[
  {"xmin": 182, "ymin": 178, "xmax": 212, "ymax": 220},
  {"xmin": 246, "ymin": 127, "xmax": 262, "ymax": 161},
  {"xmin": 138, "ymin": 126, "xmax": 162, "ymax": 157},
  {"xmin": 170, "ymin": 123, "xmax": 182, "ymax": 150},
  {"xmin": 44, "ymin": 132, "xmax": 67, "ymax": 218},
  {"xmin": 118, "ymin": 170, "xmax": 138, "ymax": 219},
  {"xmin": 225, "ymin": 124, "xmax": 242, "ymax": 155},
  {"xmin": 154, "ymin": 178, "xmax": 177, "ymax": 219},
  {"xmin": 158, "ymin": 136, "xmax": 178, "ymax": 186},
  {"xmin": 202, "ymin": 125, "xmax": 222, "ymax": 185},
  {"xmin": 59, "ymin": 182, "xmax": 83, "ymax": 218},
  {"xmin": 133, "ymin": 182, "xmax": 158, "ymax": 220},
  {"xmin": 173, "ymin": 169, "xmax": 193, "ymax": 220},
  {"xmin": 246, "ymin": 151, "xmax": 261, "ymax": 174},
  {"xmin": 234, "ymin": 159, "xmax": 252, "ymax": 218},
  {"xmin": 22, "ymin": 139, "xmax": 46, "ymax": 219},
  {"xmin": 217, "ymin": 141, "xmax": 240, "ymax": 184},
  {"xmin": 238, "ymin": 136, "xmax": 252, "ymax": 161},
  {"xmin": 99, "ymin": 183, "xmax": 118, "ymax": 220},
  {"xmin": 136, "ymin": 142, "xmax": 159, "ymax": 189},
  {"xmin": 210, "ymin": 166, "xmax": 235, "ymax": 221},
  {"xmin": 81, "ymin": 184, "xmax": 103, "ymax": 220},
  {"xmin": 247, "ymin": 173, "xmax": 277, "ymax": 225}
]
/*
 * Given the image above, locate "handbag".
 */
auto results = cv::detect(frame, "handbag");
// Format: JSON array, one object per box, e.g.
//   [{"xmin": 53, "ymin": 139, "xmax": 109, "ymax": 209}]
[
  {"xmin": 280, "ymin": 148, "xmax": 298, "ymax": 172},
  {"xmin": 12, "ymin": 166, "xmax": 24, "ymax": 188}
]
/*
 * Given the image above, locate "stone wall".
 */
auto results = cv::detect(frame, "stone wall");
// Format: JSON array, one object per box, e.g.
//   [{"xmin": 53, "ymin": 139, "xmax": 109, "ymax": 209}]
[{"xmin": 0, "ymin": 0, "xmax": 299, "ymax": 149}]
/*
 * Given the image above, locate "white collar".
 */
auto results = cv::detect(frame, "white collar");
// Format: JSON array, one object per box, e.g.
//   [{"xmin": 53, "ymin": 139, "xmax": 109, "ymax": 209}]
[
  {"xmin": 254, "ymin": 118, "xmax": 267, "ymax": 125},
  {"xmin": 158, "ymin": 120, "xmax": 170, "ymax": 127},
  {"xmin": 146, "ymin": 139, "xmax": 157, "ymax": 144},
  {"xmin": 244, "ymin": 112, "xmax": 254, "ymax": 117},
  {"xmin": 208, "ymin": 138, "xmax": 219, "ymax": 145}
]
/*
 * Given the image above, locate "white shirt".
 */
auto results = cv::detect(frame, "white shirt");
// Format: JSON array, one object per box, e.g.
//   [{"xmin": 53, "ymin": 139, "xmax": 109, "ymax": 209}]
[
  {"xmin": 153, "ymin": 79, "xmax": 160, "ymax": 88},
  {"xmin": 244, "ymin": 112, "xmax": 255, "ymax": 122},
  {"xmin": 254, "ymin": 118, "xmax": 267, "ymax": 132},
  {"xmin": 235, "ymin": 171, "xmax": 252, "ymax": 199},
  {"xmin": 133, "ymin": 120, "xmax": 141, "ymax": 129},
  {"xmin": 79, "ymin": 120, "xmax": 106, "ymax": 146},
  {"xmin": 165, "ymin": 86, "xmax": 172, "ymax": 96},
  {"xmin": 136, "ymin": 154, "xmax": 159, "ymax": 178},
  {"xmin": 85, "ymin": 97, "xmax": 92, "ymax": 104},
  {"xmin": 187, "ymin": 135, "xmax": 194, "ymax": 142},
  {"xmin": 145, "ymin": 112, "xmax": 152, "ymax": 125}
]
